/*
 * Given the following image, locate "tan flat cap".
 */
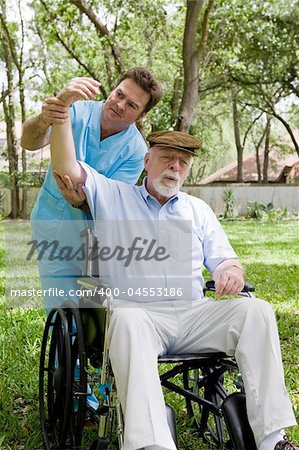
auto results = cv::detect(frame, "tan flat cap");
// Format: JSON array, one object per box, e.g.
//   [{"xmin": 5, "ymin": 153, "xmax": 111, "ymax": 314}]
[{"xmin": 147, "ymin": 130, "xmax": 201, "ymax": 155}]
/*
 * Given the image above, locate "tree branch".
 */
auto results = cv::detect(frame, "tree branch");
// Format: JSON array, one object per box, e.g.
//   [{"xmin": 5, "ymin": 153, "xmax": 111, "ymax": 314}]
[
  {"xmin": 0, "ymin": 11, "xmax": 20, "ymax": 70},
  {"xmin": 70, "ymin": 0, "xmax": 124, "ymax": 74},
  {"xmin": 196, "ymin": 0, "xmax": 215, "ymax": 62},
  {"xmin": 242, "ymin": 112, "xmax": 263, "ymax": 149},
  {"xmin": 39, "ymin": 0, "xmax": 108, "ymax": 97}
]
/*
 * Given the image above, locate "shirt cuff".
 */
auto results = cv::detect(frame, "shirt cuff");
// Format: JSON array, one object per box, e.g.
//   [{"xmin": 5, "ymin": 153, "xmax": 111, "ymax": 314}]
[{"xmin": 212, "ymin": 259, "xmax": 245, "ymax": 279}]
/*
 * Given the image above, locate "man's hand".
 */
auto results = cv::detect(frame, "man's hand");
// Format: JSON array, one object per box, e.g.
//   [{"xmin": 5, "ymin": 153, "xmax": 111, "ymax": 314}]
[
  {"xmin": 214, "ymin": 266, "xmax": 245, "ymax": 297},
  {"xmin": 53, "ymin": 173, "xmax": 86, "ymax": 207},
  {"xmin": 41, "ymin": 97, "xmax": 70, "ymax": 127},
  {"xmin": 56, "ymin": 77, "xmax": 101, "ymax": 108}
]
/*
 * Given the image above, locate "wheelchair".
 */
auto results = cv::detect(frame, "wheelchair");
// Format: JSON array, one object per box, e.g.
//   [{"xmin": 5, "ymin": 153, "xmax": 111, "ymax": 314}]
[{"xmin": 39, "ymin": 229, "xmax": 258, "ymax": 450}]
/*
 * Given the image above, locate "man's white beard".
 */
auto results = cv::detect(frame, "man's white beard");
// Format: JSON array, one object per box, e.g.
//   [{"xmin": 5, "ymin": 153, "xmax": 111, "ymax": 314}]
[{"xmin": 152, "ymin": 170, "xmax": 180, "ymax": 198}]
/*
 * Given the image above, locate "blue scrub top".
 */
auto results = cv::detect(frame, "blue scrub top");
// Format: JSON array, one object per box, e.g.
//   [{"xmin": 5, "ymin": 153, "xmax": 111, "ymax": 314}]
[{"xmin": 31, "ymin": 100, "xmax": 147, "ymax": 226}]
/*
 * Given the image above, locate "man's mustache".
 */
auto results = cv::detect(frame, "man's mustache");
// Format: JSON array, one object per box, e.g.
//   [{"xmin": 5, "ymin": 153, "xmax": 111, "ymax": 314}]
[{"xmin": 160, "ymin": 171, "xmax": 179, "ymax": 181}]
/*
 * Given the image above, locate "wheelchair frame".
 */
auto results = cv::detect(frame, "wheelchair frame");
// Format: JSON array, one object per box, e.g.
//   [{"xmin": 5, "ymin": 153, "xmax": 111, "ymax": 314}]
[{"xmin": 39, "ymin": 229, "xmax": 257, "ymax": 450}]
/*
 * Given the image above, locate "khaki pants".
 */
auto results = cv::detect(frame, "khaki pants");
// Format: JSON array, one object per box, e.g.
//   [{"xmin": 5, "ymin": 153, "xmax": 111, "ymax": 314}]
[{"xmin": 108, "ymin": 298, "xmax": 297, "ymax": 450}]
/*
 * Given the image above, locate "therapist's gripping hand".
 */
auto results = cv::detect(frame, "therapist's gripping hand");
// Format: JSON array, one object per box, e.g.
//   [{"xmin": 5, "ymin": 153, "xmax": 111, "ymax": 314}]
[
  {"xmin": 53, "ymin": 173, "xmax": 87, "ymax": 209},
  {"xmin": 41, "ymin": 97, "xmax": 69, "ymax": 127}
]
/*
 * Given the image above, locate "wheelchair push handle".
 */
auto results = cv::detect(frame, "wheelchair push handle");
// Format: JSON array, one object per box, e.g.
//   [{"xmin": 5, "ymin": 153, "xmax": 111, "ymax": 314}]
[{"xmin": 81, "ymin": 228, "xmax": 99, "ymax": 277}]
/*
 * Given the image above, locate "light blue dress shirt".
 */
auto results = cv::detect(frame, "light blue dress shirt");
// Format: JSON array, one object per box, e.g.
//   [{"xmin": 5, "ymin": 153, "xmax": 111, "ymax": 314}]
[{"xmin": 81, "ymin": 162, "xmax": 237, "ymax": 302}]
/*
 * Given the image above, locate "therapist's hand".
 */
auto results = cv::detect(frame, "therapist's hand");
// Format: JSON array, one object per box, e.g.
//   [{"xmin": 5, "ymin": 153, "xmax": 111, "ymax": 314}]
[
  {"xmin": 53, "ymin": 173, "xmax": 87, "ymax": 208},
  {"xmin": 214, "ymin": 267, "xmax": 244, "ymax": 297},
  {"xmin": 41, "ymin": 97, "xmax": 69, "ymax": 127}
]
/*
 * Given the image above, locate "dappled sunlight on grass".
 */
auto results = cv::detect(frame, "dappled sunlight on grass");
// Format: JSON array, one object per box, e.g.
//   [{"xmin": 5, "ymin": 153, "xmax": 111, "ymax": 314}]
[{"xmin": 0, "ymin": 220, "xmax": 298, "ymax": 448}]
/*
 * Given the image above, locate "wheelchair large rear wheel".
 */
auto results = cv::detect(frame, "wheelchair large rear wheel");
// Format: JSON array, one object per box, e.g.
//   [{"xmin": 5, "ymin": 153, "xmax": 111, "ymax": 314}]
[
  {"xmin": 39, "ymin": 302, "xmax": 88, "ymax": 449},
  {"xmin": 184, "ymin": 363, "xmax": 238, "ymax": 449},
  {"xmin": 39, "ymin": 307, "xmax": 73, "ymax": 449}
]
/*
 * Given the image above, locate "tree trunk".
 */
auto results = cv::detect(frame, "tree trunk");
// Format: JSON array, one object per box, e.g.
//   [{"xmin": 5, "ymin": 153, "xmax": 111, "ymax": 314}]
[
  {"xmin": 2, "ymin": 92, "xmax": 19, "ymax": 218},
  {"xmin": 176, "ymin": 0, "xmax": 214, "ymax": 132},
  {"xmin": 262, "ymin": 118, "xmax": 271, "ymax": 183},
  {"xmin": 254, "ymin": 121, "xmax": 268, "ymax": 184},
  {"xmin": 1, "ymin": 2, "xmax": 20, "ymax": 218},
  {"xmin": 17, "ymin": 1, "xmax": 28, "ymax": 218},
  {"xmin": 20, "ymin": 78, "xmax": 28, "ymax": 218},
  {"xmin": 255, "ymin": 147, "xmax": 262, "ymax": 183},
  {"xmin": 232, "ymin": 96, "xmax": 243, "ymax": 182}
]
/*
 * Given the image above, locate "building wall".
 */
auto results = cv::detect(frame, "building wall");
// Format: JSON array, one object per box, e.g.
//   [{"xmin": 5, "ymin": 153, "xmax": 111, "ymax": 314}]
[
  {"xmin": 182, "ymin": 184, "xmax": 299, "ymax": 215},
  {"xmin": 1, "ymin": 184, "xmax": 298, "ymax": 217}
]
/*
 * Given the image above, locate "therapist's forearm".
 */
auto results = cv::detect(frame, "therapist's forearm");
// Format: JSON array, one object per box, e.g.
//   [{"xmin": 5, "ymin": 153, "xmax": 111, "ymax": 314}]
[
  {"xmin": 50, "ymin": 115, "xmax": 86, "ymax": 185},
  {"xmin": 21, "ymin": 114, "xmax": 51, "ymax": 150}
]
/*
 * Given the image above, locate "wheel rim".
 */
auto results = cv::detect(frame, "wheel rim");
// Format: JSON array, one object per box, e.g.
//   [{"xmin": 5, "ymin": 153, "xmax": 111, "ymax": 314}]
[{"xmin": 39, "ymin": 308, "xmax": 72, "ymax": 449}]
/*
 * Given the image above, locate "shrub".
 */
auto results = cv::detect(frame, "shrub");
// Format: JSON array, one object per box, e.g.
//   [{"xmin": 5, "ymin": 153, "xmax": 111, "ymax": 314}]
[
  {"xmin": 244, "ymin": 202, "xmax": 290, "ymax": 221},
  {"xmin": 223, "ymin": 188, "xmax": 235, "ymax": 219}
]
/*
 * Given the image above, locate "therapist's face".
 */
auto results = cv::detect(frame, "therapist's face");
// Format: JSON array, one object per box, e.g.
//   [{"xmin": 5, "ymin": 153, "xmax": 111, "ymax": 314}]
[{"xmin": 101, "ymin": 78, "xmax": 150, "ymax": 130}]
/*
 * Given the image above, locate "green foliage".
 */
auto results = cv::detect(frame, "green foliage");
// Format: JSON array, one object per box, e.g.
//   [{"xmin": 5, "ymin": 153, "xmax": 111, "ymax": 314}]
[
  {"xmin": 0, "ymin": 172, "xmax": 45, "ymax": 188},
  {"xmin": 0, "ymin": 173, "xmax": 11, "ymax": 189},
  {"xmin": 222, "ymin": 187, "xmax": 235, "ymax": 219},
  {"xmin": 208, "ymin": 0, "xmax": 299, "ymax": 87},
  {"xmin": 245, "ymin": 201, "xmax": 273, "ymax": 219},
  {"xmin": 244, "ymin": 201, "xmax": 291, "ymax": 221},
  {"xmin": 267, "ymin": 206, "xmax": 289, "ymax": 221},
  {"xmin": 1, "ymin": 0, "xmax": 298, "ymax": 194},
  {"xmin": 18, "ymin": 172, "xmax": 45, "ymax": 188},
  {"xmin": 1, "ymin": 220, "xmax": 298, "ymax": 448}
]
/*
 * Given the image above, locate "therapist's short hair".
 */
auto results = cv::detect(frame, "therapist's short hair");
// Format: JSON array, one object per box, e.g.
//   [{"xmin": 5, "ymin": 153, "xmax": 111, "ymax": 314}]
[{"xmin": 116, "ymin": 67, "xmax": 163, "ymax": 113}]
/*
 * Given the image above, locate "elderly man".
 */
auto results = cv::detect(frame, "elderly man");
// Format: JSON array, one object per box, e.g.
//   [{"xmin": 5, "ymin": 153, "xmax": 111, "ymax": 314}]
[
  {"xmin": 22, "ymin": 67, "xmax": 162, "ymax": 310},
  {"xmin": 50, "ymin": 117, "xmax": 298, "ymax": 450}
]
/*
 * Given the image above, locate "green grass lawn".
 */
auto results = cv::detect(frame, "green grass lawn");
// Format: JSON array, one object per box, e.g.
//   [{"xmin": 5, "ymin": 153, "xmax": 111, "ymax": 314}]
[{"xmin": 0, "ymin": 219, "xmax": 298, "ymax": 449}]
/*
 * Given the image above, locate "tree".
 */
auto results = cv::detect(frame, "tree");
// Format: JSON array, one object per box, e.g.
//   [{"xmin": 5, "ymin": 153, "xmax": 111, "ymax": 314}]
[
  {"xmin": 1, "ymin": 0, "xmax": 297, "ymax": 196},
  {"xmin": 250, "ymin": 115, "xmax": 272, "ymax": 183},
  {"xmin": 231, "ymin": 88, "xmax": 263, "ymax": 182},
  {"xmin": 0, "ymin": 0, "xmax": 20, "ymax": 218},
  {"xmin": 1, "ymin": 0, "xmax": 30, "ymax": 216},
  {"xmin": 176, "ymin": 0, "xmax": 214, "ymax": 132},
  {"xmin": 208, "ymin": 0, "xmax": 299, "ymax": 156},
  {"xmin": 30, "ymin": 0, "xmax": 174, "ymax": 98}
]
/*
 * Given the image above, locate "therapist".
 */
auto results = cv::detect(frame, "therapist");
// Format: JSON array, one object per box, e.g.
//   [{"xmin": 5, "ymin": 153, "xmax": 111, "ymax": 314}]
[{"xmin": 21, "ymin": 67, "xmax": 163, "ymax": 310}]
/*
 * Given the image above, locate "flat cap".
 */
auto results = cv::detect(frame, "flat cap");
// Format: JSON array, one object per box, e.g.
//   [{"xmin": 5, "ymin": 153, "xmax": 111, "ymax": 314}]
[{"xmin": 147, "ymin": 130, "xmax": 201, "ymax": 155}]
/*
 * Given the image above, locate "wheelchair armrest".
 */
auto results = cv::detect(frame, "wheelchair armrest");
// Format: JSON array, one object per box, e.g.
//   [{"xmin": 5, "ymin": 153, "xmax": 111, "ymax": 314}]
[{"xmin": 204, "ymin": 280, "xmax": 255, "ymax": 294}]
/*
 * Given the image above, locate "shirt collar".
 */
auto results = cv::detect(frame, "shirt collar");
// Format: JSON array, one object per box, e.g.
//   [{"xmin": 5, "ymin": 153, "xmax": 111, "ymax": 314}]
[{"xmin": 140, "ymin": 177, "xmax": 180, "ymax": 207}]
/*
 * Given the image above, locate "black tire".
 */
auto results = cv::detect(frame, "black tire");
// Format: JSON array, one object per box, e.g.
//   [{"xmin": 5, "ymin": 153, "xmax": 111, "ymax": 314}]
[
  {"xmin": 63, "ymin": 301, "xmax": 88, "ymax": 449},
  {"xmin": 39, "ymin": 307, "xmax": 73, "ymax": 449}
]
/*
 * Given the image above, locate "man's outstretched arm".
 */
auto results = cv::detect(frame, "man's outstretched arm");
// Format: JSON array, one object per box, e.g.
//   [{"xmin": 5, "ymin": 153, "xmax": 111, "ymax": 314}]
[{"xmin": 51, "ymin": 115, "xmax": 86, "ymax": 186}]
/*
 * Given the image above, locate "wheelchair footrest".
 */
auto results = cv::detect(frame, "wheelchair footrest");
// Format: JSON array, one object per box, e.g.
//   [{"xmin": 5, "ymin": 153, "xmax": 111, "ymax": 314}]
[{"xmin": 222, "ymin": 392, "xmax": 257, "ymax": 450}]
